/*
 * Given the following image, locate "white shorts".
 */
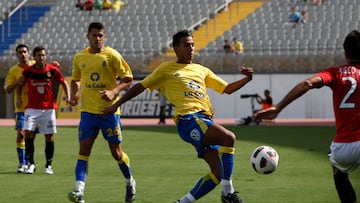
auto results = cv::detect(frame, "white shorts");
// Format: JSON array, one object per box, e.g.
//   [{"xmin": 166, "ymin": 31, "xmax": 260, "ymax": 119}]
[
  {"xmin": 329, "ymin": 140, "xmax": 360, "ymax": 173},
  {"xmin": 24, "ymin": 108, "xmax": 57, "ymax": 134}
]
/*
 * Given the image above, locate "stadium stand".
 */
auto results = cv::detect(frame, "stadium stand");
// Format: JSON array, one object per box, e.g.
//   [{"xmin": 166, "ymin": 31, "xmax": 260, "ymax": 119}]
[
  {"xmin": 0, "ymin": 0, "xmax": 19, "ymax": 21},
  {"xmin": 0, "ymin": 0, "xmax": 229, "ymax": 77},
  {"xmin": 0, "ymin": 0, "xmax": 359, "ymax": 76},
  {"xmin": 197, "ymin": 0, "xmax": 359, "ymax": 73}
]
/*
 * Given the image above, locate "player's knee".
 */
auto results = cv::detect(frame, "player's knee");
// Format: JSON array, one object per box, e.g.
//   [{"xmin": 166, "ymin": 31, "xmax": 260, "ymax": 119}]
[
  {"xmin": 223, "ymin": 131, "xmax": 236, "ymax": 146},
  {"xmin": 112, "ymin": 150, "xmax": 123, "ymax": 161}
]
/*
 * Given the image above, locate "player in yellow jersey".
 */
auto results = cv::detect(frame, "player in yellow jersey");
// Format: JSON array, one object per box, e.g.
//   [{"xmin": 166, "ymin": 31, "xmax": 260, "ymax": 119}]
[
  {"xmin": 68, "ymin": 22, "xmax": 136, "ymax": 203},
  {"xmin": 102, "ymin": 30, "xmax": 254, "ymax": 203},
  {"xmin": 4, "ymin": 44, "xmax": 33, "ymax": 173}
]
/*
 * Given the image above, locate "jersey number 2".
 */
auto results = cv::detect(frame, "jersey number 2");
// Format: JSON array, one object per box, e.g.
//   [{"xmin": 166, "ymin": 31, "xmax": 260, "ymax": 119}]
[{"xmin": 340, "ymin": 76, "xmax": 356, "ymax": 108}]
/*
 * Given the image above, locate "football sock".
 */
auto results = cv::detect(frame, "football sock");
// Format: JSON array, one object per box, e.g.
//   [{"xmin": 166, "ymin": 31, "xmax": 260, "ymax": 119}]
[
  {"xmin": 179, "ymin": 193, "xmax": 196, "ymax": 203},
  {"xmin": 334, "ymin": 171, "xmax": 357, "ymax": 203},
  {"xmin": 75, "ymin": 181, "xmax": 85, "ymax": 194},
  {"xmin": 25, "ymin": 138, "xmax": 35, "ymax": 164},
  {"xmin": 16, "ymin": 140, "xmax": 26, "ymax": 165},
  {"xmin": 45, "ymin": 141, "xmax": 54, "ymax": 166},
  {"xmin": 75, "ymin": 155, "xmax": 89, "ymax": 182},
  {"xmin": 126, "ymin": 176, "xmax": 135, "ymax": 186},
  {"xmin": 219, "ymin": 146, "xmax": 235, "ymax": 195},
  {"xmin": 118, "ymin": 152, "xmax": 132, "ymax": 179},
  {"xmin": 189, "ymin": 172, "xmax": 219, "ymax": 200},
  {"xmin": 221, "ymin": 179, "xmax": 234, "ymax": 195}
]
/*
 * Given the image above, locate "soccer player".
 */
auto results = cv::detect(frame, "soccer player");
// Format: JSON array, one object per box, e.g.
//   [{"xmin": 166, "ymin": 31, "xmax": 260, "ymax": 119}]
[
  {"xmin": 17, "ymin": 45, "xmax": 70, "ymax": 175},
  {"xmin": 102, "ymin": 30, "xmax": 254, "ymax": 203},
  {"xmin": 255, "ymin": 30, "xmax": 360, "ymax": 203},
  {"xmin": 67, "ymin": 22, "xmax": 136, "ymax": 203},
  {"xmin": 4, "ymin": 44, "xmax": 33, "ymax": 173}
]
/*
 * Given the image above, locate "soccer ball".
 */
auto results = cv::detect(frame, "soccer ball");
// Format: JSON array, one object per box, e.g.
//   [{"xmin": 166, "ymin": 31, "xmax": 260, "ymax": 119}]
[{"xmin": 250, "ymin": 146, "xmax": 279, "ymax": 174}]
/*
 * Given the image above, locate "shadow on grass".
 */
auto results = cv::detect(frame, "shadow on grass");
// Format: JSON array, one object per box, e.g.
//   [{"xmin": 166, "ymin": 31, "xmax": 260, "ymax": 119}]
[{"xmin": 122, "ymin": 125, "xmax": 335, "ymax": 157}]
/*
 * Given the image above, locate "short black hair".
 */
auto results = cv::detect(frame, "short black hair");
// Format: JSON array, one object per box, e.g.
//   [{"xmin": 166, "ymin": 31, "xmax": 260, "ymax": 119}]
[
  {"xmin": 172, "ymin": 30, "xmax": 192, "ymax": 47},
  {"xmin": 343, "ymin": 30, "xmax": 360, "ymax": 61},
  {"xmin": 15, "ymin": 44, "xmax": 29, "ymax": 53},
  {"xmin": 32, "ymin": 46, "xmax": 46, "ymax": 57},
  {"xmin": 88, "ymin": 22, "xmax": 105, "ymax": 34}
]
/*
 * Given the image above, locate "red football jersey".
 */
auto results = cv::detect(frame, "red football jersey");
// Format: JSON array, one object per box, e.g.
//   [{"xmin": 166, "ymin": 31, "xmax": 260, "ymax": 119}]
[
  {"xmin": 317, "ymin": 64, "xmax": 360, "ymax": 142},
  {"xmin": 22, "ymin": 64, "xmax": 65, "ymax": 109}
]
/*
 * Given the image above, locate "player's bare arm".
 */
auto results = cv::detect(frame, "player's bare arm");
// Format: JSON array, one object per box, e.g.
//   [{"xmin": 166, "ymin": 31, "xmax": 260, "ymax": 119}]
[
  {"xmin": 70, "ymin": 80, "xmax": 80, "ymax": 106},
  {"xmin": 6, "ymin": 76, "xmax": 25, "ymax": 94},
  {"xmin": 15, "ymin": 82, "xmax": 23, "ymax": 108},
  {"xmin": 223, "ymin": 66, "xmax": 253, "ymax": 94},
  {"xmin": 61, "ymin": 80, "xmax": 71, "ymax": 105},
  {"xmin": 101, "ymin": 83, "xmax": 146, "ymax": 116},
  {"xmin": 255, "ymin": 75, "xmax": 324, "ymax": 121},
  {"xmin": 99, "ymin": 77, "xmax": 133, "ymax": 101}
]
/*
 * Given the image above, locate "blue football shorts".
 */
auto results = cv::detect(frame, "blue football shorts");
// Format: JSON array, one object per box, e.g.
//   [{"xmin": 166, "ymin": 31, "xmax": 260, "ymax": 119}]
[
  {"xmin": 176, "ymin": 112, "xmax": 220, "ymax": 157},
  {"xmin": 78, "ymin": 112, "xmax": 123, "ymax": 144},
  {"xmin": 14, "ymin": 112, "xmax": 25, "ymax": 130}
]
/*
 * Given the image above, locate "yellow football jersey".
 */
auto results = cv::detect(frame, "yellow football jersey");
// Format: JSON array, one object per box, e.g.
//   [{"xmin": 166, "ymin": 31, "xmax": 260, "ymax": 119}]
[
  {"xmin": 72, "ymin": 46, "xmax": 133, "ymax": 114},
  {"xmin": 5, "ymin": 61, "xmax": 35, "ymax": 112},
  {"xmin": 141, "ymin": 61, "xmax": 228, "ymax": 117}
]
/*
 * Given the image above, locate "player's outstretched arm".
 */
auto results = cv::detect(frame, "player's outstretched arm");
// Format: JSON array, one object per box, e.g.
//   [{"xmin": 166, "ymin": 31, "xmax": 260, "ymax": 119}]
[
  {"xmin": 254, "ymin": 107, "xmax": 279, "ymax": 121},
  {"xmin": 255, "ymin": 75, "xmax": 324, "ymax": 121},
  {"xmin": 223, "ymin": 66, "xmax": 253, "ymax": 94},
  {"xmin": 99, "ymin": 77, "xmax": 133, "ymax": 102},
  {"xmin": 101, "ymin": 83, "xmax": 146, "ymax": 116}
]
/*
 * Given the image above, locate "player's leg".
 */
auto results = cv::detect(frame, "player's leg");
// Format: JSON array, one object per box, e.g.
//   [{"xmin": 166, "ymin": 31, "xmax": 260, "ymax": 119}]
[
  {"xmin": 44, "ymin": 134, "xmax": 55, "ymax": 174},
  {"xmin": 330, "ymin": 141, "xmax": 359, "ymax": 203},
  {"xmin": 23, "ymin": 108, "xmax": 40, "ymax": 174},
  {"xmin": 15, "ymin": 112, "xmax": 27, "ymax": 172},
  {"xmin": 68, "ymin": 136, "xmax": 96, "ymax": 203},
  {"xmin": 175, "ymin": 114, "xmax": 221, "ymax": 202},
  {"xmin": 178, "ymin": 150, "xmax": 220, "ymax": 203},
  {"xmin": 203, "ymin": 124, "xmax": 235, "ymax": 192},
  {"xmin": 109, "ymin": 142, "xmax": 136, "ymax": 203},
  {"xmin": 68, "ymin": 112, "xmax": 98, "ymax": 203},
  {"xmin": 24, "ymin": 130, "xmax": 36, "ymax": 173},
  {"xmin": 203, "ymin": 123, "xmax": 243, "ymax": 202},
  {"xmin": 39, "ymin": 109, "xmax": 57, "ymax": 174},
  {"xmin": 103, "ymin": 114, "xmax": 135, "ymax": 203},
  {"xmin": 333, "ymin": 166, "xmax": 357, "ymax": 203}
]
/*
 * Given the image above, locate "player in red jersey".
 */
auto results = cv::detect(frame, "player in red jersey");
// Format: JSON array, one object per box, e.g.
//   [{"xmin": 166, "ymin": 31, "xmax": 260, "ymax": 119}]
[
  {"xmin": 255, "ymin": 30, "xmax": 360, "ymax": 203},
  {"xmin": 17, "ymin": 46, "xmax": 70, "ymax": 175}
]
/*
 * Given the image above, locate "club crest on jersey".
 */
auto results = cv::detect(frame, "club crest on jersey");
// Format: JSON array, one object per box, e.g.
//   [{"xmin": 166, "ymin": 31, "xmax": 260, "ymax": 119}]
[
  {"xmin": 90, "ymin": 72, "xmax": 100, "ymax": 81},
  {"xmin": 189, "ymin": 80, "xmax": 201, "ymax": 90},
  {"xmin": 37, "ymin": 85, "xmax": 45, "ymax": 94},
  {"xmin": 47, "ymin": 71, "xmax": 51, "ymax": 77}
]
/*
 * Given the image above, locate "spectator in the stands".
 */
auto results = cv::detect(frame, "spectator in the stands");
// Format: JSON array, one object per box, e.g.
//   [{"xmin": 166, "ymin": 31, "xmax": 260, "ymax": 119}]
[
  {"xmin": 312, "ymin": 0, "xmax": 322, "ymax": 6},
  {"xmin": 76, "ymin": 0, "xmax": 84, "ymax": 10},
  {"xmin": 83, "ymin": 0, "xmax": 94, "ymax": 14},
  {"xmin": 102, "ymin": 0, "xmax": 112, "ymax": 10},
  {"xmin": 94, "ymin": 0, "xmax": 103, "ymax": 10},
  {"xmin": 223, "ymin": 40, "xmax": 233, "ymax": 54},
  {"xmin": 112, "ymin": 0, "xmax": 127, "ymax": 11},
  {"xmin": 232, "ymin": 38, "xmax": 244, "ymax": 54},
  {"xmin": 283, "ymin": 7, "xmax": 307, "ymax": 28}
]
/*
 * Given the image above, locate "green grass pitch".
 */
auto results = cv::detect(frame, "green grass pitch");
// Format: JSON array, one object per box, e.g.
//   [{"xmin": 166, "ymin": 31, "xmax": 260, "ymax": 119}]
[{"xmin": 0, "ymin": 125, "xmax": 359, "ymax": 203}]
